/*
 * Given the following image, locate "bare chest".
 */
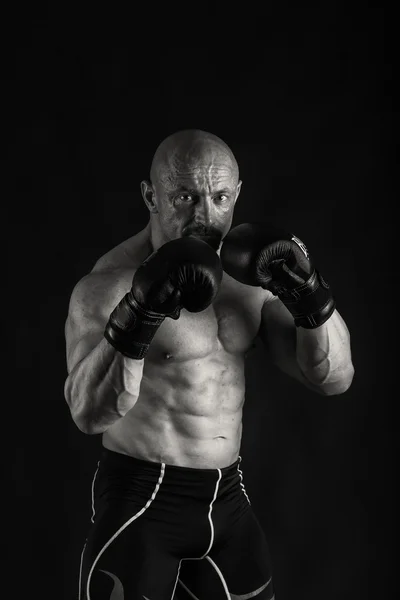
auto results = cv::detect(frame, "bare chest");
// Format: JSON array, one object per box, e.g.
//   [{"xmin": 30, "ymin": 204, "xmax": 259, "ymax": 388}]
[{"xmin": 145, "ymin": 276, "xmax": 265, "ymax": 362}]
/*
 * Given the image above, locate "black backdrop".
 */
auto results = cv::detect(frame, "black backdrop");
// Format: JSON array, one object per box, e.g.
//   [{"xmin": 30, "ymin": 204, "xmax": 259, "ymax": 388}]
[{"xmin": 10, "ymin": 3, "xmax": 394, "ymax": 599}]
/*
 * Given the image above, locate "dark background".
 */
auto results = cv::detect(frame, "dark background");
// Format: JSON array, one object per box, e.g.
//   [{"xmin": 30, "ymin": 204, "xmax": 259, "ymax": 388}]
[{"xmin": 9, "ymin": 3, "xmax": 395, "ymax": 599}]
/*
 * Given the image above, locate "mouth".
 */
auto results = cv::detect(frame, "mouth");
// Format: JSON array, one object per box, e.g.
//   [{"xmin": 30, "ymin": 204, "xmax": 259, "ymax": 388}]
[{"xmin": 186, "ymin": 232, "xmax": 221, "ymax": 250}]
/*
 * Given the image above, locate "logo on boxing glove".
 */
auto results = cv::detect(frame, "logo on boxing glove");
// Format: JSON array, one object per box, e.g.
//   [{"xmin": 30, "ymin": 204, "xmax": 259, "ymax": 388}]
[{"xmin": 291, "ymin": 235, "xmax": 309, "ymax": 259}]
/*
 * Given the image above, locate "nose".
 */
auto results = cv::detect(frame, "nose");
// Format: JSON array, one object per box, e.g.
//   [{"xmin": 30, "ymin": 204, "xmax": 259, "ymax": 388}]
[{"xmin": 194, "ymin": 195, "xmax": 213, "ymax": 226}]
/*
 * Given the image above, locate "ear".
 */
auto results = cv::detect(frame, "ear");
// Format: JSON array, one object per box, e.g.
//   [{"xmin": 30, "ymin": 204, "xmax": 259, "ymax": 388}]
[
  {"xmin": 234, "ymin": 180, "xmax": 242, "ymax": 203},
  {"xmin": 141, "ymin": 180, "xmax": 158, "ymax": 213}
]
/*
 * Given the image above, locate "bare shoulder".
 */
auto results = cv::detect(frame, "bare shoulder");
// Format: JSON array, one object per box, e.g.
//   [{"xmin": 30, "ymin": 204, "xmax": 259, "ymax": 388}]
[
  {"xmin": 69, "ymin": 228, "xmax": 151, "ymax": 315},
  {"xmin": 92, "ymin": 226, "xmax": 152, "ymax": 273},
  {"xmin": 68, "ymin": 269, "xmax": 132, "ymax": 322},
  {"xmin": 64, "ymin": 227, "xmax": 152, "ymax": 371},
  {"xmin": 64, "ymin": 268, "xmax": 132, "ymax": 372}
]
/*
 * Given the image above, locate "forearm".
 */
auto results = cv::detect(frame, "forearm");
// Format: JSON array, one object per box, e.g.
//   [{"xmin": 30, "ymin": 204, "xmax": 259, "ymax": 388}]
[
  {"xmin": 296, "ymin": 309, "xmax": 354, "ymax": 394},
  {"xmin": 64, "ymin": 338, "xmax": 144, "ymax": 434}
]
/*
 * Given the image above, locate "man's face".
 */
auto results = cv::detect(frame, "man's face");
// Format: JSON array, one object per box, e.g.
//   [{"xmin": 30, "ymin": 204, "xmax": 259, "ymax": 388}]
[{"xmin": 144, "ymin": 153, "xmax": 242, "ymax": 250}]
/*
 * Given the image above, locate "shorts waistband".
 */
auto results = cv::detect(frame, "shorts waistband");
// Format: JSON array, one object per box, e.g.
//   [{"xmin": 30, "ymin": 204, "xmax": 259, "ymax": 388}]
[{"xmin": 100, "ymin": 447, "xmax": 242, "ymax": 479}]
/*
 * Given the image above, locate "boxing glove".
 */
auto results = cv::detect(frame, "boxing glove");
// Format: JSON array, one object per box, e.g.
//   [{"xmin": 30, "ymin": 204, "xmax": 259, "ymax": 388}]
[
  {"xmin": 220, "ymin": 223, "xmax": 335, "ymax": 328},
  {"xmin": 105, "ymin": 237, "xmax": 223, "ymax": 359}
]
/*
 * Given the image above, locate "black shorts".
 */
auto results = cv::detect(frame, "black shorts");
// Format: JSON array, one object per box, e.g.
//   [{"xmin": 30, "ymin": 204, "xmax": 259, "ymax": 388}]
[{"xmin": 79, "ymin": 448, "xmax": 275, "ymax": 599}]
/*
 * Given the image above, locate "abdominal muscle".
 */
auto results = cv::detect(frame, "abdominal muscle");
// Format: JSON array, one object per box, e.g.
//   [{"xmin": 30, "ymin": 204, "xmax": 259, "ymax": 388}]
[{"xmin": 102, "ymin": 349, "xmax": 246, "ymax": 469}]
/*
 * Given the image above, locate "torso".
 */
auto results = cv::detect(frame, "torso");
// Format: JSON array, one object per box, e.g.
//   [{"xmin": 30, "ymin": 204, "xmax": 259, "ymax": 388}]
[{"xmin": 97, "ymin": 228, "xmax": 269, "ymax": 469}]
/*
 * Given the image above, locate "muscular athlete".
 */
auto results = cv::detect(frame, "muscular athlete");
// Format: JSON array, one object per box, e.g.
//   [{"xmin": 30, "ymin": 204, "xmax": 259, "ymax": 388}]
[{"xmin": 64, "ymin": 129, "xmax": 354, "ymax": 599}]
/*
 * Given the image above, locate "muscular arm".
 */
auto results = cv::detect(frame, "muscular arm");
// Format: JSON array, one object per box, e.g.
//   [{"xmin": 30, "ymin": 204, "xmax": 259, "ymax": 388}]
[
  {"xmin": 64, "ymin": 271, "xmax": 144, "ymax": 434},
  {"xmin": 259, "ymin": 295, "xmax": 355, "ymax": 396}
]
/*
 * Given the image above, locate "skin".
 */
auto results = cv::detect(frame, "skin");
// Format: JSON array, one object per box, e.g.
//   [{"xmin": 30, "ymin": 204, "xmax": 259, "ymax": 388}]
[
  {"xmin": 64, "ymin": 129, "xmax": 354, "ymax": 469},
  {"xmin": 142, "ymin": 129, "xmax": 242, "ymax": 252}
]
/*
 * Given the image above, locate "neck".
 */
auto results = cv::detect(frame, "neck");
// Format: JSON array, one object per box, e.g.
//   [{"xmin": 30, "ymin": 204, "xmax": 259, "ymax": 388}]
[{"xmin": 147, "ymin": 218, "xmax": 166, "ymax": 253}]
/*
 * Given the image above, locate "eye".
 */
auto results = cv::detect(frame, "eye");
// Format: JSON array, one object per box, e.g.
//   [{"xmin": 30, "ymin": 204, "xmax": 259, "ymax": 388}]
[
  {"xmin": 177, "ymin": 194, "xmax": 194, "ymax": 202},
  {"xmin": 216, "ymin": 194, "xmax": 229, "ymax": 202}
]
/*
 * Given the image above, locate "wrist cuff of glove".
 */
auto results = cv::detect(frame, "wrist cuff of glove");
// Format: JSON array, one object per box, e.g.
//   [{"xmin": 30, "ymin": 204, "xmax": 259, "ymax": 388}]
[
  {"xmin": 278, "ymin": 270, "xmax": 336, "ymax": 329},
  {"xmin": 104, "ymin": 293, "xmax": 172, "ymax": 360}
]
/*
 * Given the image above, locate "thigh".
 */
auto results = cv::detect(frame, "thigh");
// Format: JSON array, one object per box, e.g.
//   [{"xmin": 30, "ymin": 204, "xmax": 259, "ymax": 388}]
[
  {"xmin": 175, "ymin": 508, "xmax": 275, "ymax": 600},
  {"xmin": 79, "ymin": 500, "xmax": 181, "ymax": 600}
]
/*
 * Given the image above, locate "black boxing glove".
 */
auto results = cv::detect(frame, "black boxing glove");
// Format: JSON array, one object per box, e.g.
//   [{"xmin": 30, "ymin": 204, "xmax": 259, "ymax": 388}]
[
  {"xmin": 104, "ymin": 237, "xmax": 223, "ymax": 359},
  {"xmin": 220, "ymin": 223, "xmax": 335, "ymax": 329}
]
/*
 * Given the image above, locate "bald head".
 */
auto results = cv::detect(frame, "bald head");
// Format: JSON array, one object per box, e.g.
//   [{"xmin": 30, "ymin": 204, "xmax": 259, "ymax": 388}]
[
  {"xmin": 150, "ymin": 129, "xmax": 239, "ymax": 187},
  {"xmin": 141, "ymin": 129, "xmax": 242, "ymax": 251}
]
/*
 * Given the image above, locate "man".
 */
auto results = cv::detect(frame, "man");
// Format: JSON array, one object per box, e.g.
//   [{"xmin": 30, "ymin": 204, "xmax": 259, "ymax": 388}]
[{"xmin": 64, "ymin": 129, "xmax": 354, "ymax": 599}]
